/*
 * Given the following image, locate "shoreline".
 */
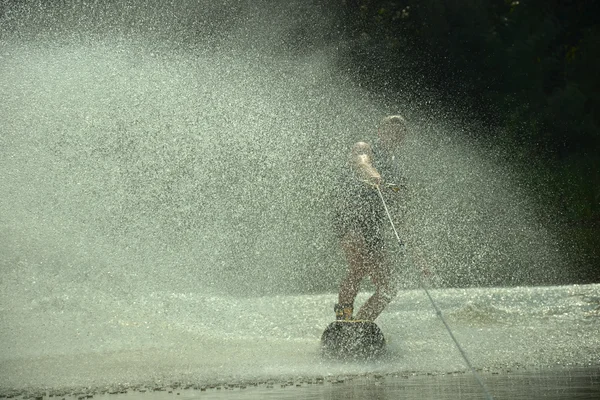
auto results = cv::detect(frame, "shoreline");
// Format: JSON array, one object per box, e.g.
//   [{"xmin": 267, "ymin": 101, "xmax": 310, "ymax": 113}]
[{"xmin": 2, "ymin": 364, "xmax": 599, "ymax": 400}]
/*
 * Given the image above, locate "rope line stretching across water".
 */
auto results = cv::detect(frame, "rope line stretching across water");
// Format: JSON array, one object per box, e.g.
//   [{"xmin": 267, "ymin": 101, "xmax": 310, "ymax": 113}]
[{"xmin": 376, "ymin": 186, "xmax": 494, "ymax": 400}]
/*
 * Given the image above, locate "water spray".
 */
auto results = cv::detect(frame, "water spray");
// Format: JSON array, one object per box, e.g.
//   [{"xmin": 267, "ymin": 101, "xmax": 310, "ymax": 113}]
[{"xmin": 376, "ymin": 186, "xmax": 494, "ymax": 400}]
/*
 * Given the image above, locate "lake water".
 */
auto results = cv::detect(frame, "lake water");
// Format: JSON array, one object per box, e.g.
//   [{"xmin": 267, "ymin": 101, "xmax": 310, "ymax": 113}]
[{"xmin": 1, "ymin": 284, "xmax": 598, "ymax": 399}]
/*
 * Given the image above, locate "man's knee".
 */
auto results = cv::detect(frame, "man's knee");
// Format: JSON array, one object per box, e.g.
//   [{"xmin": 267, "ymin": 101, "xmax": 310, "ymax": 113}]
[{"xmin": 379, "ymin": 285, "xmax": 398, "ymax": 304}]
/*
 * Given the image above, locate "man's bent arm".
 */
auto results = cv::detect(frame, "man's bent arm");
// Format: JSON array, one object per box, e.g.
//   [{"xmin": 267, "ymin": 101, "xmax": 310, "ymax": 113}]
[{"xmin": 351, "ymin": 142, "xmax": 382, "ymax": 187}]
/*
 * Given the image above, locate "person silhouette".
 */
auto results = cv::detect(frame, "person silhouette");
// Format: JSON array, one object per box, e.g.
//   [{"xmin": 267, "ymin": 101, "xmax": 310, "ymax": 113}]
[{"xmin": 332, "ymin": 115, "xmax": 408, "ymax": 321}]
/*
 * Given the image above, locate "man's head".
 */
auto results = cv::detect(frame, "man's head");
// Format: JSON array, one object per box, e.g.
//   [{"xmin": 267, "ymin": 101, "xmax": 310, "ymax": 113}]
[{"xmin": 378, "ymin": 115, "xmax": 407, "ymax": 150}]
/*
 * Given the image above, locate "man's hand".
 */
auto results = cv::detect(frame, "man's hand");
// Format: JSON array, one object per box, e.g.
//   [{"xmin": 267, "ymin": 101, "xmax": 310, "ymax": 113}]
[
  {"xmin": 385, "ymin": 183, "xmax": 402, "ymax": 192},
  {"xmin": 366, "ymin": 172, "xmax": 382, "ymax": 188}
]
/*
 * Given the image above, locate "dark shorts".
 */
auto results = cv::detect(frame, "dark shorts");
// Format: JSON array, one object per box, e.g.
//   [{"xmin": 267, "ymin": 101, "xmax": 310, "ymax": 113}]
[{"xmin": 332, "ymin": 195, "xmax": 386, "ymax": 253}]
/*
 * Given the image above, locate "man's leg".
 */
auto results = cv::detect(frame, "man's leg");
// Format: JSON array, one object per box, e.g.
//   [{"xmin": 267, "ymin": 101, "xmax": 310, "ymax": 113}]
[
  {"xmin": 355, "ymin": 260, "xmax": 397, "ymax": 321},
  {"xmin": 337, "ymin": 231, "xmax": 370, "ymax": 319}
]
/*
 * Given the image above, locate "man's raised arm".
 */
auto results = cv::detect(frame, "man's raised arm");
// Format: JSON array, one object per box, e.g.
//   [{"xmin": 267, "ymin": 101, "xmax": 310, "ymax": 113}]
[{"xmin": 351, "ymin": 142, "xmax": 382, "ymax": 188}]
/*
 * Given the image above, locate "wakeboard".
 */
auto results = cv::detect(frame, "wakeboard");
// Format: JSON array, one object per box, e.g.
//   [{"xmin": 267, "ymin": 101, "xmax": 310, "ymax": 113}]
[{"xmin": 320, "ymin": 320, "xmax": 385, "ymax": 359}]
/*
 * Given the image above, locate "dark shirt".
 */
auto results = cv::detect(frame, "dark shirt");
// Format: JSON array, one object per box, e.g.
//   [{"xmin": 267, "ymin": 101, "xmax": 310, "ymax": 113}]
[{"xmin": 332, "ymin": 140, "xmax": 405, "ymax": 248}]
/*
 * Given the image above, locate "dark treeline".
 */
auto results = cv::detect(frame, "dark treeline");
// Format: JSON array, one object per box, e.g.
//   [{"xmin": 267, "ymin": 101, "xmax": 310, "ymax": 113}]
[{"xmin": 335, "ymin": 0, "xmax": 599, "ymax": 282}]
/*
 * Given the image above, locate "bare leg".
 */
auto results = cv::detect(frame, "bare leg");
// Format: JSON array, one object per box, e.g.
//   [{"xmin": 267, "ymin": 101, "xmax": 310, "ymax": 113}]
[
  {"xmin": 338, "ymin": 231, "xmax": 391, "ymax": 320},
  {"xmin": 338, "ymin": 231, "xmax": 370, "ymax": 306},
  {"xmin": 355, "ymin": 261, "xmax": 396, "ymax": 321}
]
